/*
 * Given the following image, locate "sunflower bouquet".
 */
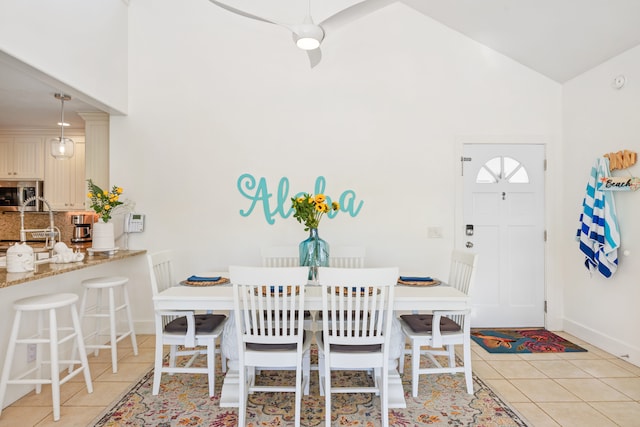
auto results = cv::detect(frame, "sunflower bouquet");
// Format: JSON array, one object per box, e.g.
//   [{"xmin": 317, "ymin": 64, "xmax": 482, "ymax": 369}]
[
  {"xmin": 87, "ymin": 179, "xmax": 124, "ymax": 222},
  {"xmin": 291, "ymin": 193, "xmax": 339, "ymax": 231}
]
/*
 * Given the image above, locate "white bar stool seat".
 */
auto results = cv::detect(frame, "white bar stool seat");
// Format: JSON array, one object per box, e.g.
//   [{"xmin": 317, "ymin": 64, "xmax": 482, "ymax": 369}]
[
  {"xmin": 77, "ymin": 276, "xmax": 138, "ymax": 373},
  {"xmin": 0, "ymin": 293, "xmax": 93, "ymax": 422}
]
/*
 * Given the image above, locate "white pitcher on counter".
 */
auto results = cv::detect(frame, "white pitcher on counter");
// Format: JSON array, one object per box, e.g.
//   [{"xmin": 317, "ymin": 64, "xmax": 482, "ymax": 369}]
[{"xmin": 6, "ymin": 243, "xmax": 34, "ymax": 273}]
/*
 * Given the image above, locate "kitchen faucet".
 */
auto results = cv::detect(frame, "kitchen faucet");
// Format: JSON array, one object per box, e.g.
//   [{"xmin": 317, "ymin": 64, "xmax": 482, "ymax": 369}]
[{"xmin": 20, "ymin": 196, "xmax": 59, "ymax": 250}]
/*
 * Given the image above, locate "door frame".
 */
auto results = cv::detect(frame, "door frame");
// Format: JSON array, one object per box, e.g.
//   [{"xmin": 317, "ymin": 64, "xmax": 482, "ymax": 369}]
[{"xmin": 453, "ymin": 135, "xmax": 553, "ymax": 329}]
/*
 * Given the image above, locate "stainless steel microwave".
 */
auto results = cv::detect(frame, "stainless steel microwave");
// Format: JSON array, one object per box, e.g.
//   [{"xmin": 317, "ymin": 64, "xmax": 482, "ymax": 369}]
[{"xmin": 0, "ymin": 181, "xmax": 43, "ymax": 211}]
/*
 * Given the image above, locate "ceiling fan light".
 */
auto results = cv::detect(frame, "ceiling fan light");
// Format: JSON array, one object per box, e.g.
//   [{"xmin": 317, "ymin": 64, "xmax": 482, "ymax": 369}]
[{"xmin": 295, "ymin": 25, "xmax": 324, "ymax": 50}]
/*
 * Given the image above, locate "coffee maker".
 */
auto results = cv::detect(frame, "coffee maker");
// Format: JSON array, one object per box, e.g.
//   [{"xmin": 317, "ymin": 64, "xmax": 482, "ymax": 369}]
[{"xmin": 70, "ymin": 214, "xmax": 93, "ymax": 243}]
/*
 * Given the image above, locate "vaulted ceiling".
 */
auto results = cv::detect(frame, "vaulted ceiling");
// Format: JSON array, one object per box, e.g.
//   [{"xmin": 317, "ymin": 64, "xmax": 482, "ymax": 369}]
[{"xmin": 1, "ymin": 0, "xmax": 639, "ymax": 130}]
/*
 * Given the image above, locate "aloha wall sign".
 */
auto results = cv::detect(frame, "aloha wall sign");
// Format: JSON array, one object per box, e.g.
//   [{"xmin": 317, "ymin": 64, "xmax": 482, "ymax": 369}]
[{"xmin": 237, "ymin": 174, "xmax": 364, "ymax": 224}]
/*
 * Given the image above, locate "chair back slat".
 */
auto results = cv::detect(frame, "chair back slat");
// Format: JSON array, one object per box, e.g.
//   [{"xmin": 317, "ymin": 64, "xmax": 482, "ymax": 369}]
[
  {"xmin": 261, "ymin": 246, "xmax": 299, "ymax": 267},
  {"xmin": 231, "ymin": 266, "xmax": 308, "ymax": 345},
  {"xmin": 328, "ymin": 246, "xmax": 366, "ymax": 268},
  {"xmin": 319, "ymin": 267, "xmax": 397, "ymax": 347},
  {"xmin": 147, "ymin": 250, "xmax": 175, "ymax": 295},
  {"xmin": 447, "ymin": 250, "xmax": 478, "ymax": 326}
]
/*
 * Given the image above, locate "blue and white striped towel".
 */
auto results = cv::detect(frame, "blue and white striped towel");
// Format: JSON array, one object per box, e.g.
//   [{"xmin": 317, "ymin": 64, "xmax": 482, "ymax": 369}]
[{"xmin": 576, "ymin": 157, "xmax": 620, "ymax": 278}]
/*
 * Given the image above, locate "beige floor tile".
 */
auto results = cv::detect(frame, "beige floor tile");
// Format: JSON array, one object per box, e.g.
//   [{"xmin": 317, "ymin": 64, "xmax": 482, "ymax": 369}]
[
  {"xmin": 137, "ymin": 334, "xmax": 155, "ymax": 347},
  {"xmin": 551, "ymin": 331, "xmax": 586, "ymax": 343},
  {"xmin": 94, "ymin": 360, "xmax": 152, "ymax": 383},
  {"xmin": 556, "ymin": 378, "xmax": 632, "ymax": 401},
  {"xmin": 518, "ymin": 352, "xmax": 562, "ymax": 361},
  {"xmin": 537, "ymin": 402, "xmax": 618, "ymax": 427},
  {"xmin": 0, "ymin": 406, "xmax": 51, "ymax": 426},
  {"xmin": 570, "ymin": 359, "xmax": 635, "ymax": 377},
  {"xmin": 471, "ymin": 360, "xmax": 503, "ymax": 379},
  {"xmin": 529, "ymin": 360, "xmax": 592, "ymax": 378},
  {"xmin": 609, "ymin": 357, "xmax": 640, "ymax": 375},
  {"xmin": 119, "ymin": 349, "xmax": 155, "ymax": 364},
  {"xmin": 483, "ymin": 379, "xmax": 530, "ymax": 402},
  {"xmin": 0, "ymin": 331, "xmax": 636, "ymax": 427},
  {"xmin": 509, "ymin": 379, "xmax": 579, "ymax": 402},
  {"xmin": 64, "ymin": 381, "xmax": 132, "ymax": 406},
  {"xmin": 487, "ymin": 360, "xmax": 547, "ymax": 379},
  {"xmin": 600, "ymin": 377, "xmax": 640, "ymax": 400},
  {"xmin": 510, "ymin": 402, "xmax": 561, "ymax": 427},
  {"xmin": 34, "ymin": 405, "xmax": 104, "ymax": 427},
  {"xmin": 590, "ymin": 401, "xmax": 640, "ymax": 427},
  {"xmin": 11, "ymin": 382, "xmax": 86, "ymax": 408},
  {"xmin": 556, "ymin": 350, "xmax": 605, "ymax": 360},
  {"xmin": 475, "ymin": 352, "xmax": 523, "ymax": 361},
  {"xmin": 68, "ymin": 362, "xmax": 110, "ymax": 382}
]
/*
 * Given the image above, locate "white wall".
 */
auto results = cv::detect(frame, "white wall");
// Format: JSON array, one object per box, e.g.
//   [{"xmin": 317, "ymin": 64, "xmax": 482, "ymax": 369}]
[
  {"xmin": 0, "ymin": 0, "xmax": 128, "ymax": 114},
  {"xmin": 109, "ymin": 0, "xmax": 561, "ymax": 322},
  {"xmin": 562, "ymin": 45, "xmax": 640, "ymax": 365},
  {"xmin": 14, "ymin": 0, "xmax": 640, "ymax": 367}
]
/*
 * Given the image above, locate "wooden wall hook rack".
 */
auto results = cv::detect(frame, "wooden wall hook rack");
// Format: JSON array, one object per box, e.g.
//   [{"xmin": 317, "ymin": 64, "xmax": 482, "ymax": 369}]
[{"xmin": 604, "ymin": 150, "xmax": 637, "ymax": 171}]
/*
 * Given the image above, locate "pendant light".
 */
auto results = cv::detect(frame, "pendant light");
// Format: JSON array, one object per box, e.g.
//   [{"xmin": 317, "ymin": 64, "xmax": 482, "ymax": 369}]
[{"xmin": 49, "ymin": 93, "xmax": 74, "ymax": 159}]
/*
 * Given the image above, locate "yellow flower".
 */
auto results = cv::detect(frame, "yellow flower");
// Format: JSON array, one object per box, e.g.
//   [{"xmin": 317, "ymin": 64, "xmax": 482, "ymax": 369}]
[
  {"xmin": 87, "ymin": 179, "xmax": 125, "ymax": 223},
  {"xmin": 291, "ymin": 192, "xmax": 339, "ymax": 231}
]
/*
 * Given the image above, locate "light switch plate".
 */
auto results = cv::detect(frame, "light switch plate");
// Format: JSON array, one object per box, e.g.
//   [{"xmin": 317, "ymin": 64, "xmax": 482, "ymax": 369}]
[{"xmin": 427, "ymin": 227, "xmax": 443, "ymax": 238}]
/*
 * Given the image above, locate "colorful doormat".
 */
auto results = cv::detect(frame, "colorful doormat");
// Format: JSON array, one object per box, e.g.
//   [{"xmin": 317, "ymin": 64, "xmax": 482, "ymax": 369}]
[
  {"xmin": 92, "ymin": 349, "xmax": 529, "ymax": 426},
  {"xmin": 471, "ymin": 329, "xmax": 588, "ymax": 354}
]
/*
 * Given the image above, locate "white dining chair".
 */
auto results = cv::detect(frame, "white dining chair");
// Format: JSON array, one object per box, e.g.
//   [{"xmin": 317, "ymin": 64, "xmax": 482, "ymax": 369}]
[
  {"xmin": 316, "ymin": 266, "xmax": 398, "ymax": 427},
  {"xmin": 261, "ymin": 246, "xmax": 299, "ymax": 267},
  {"xmin": 399, "ymin": 250, "xmax": 478, "ymax": 395},
  {"xmin": 147, "ymin": 251, "xmax": 227, "ymax": 397},
  {"xmin": 328, "ymin": 246, "xmax": 365, "ymax": 268},
  {"xmin": 230, "ymin": 265, "xmax": 311, "ymax": 427}
]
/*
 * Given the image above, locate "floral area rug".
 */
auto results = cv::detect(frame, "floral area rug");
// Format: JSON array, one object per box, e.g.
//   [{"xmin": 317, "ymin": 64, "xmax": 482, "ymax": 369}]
[
  {"xmin": 471, "ymin": 328, "xmax": 588, "ymax": 354},
  {"xmin": 93, "ymin": 347, "xmax": 529, "ymax": 426}
]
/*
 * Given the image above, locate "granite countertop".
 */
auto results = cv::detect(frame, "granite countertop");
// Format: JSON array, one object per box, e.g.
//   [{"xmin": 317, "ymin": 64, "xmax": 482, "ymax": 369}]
[{"xmin": 0, "ymin": 249, "xmax": 146, "ymax": 288}]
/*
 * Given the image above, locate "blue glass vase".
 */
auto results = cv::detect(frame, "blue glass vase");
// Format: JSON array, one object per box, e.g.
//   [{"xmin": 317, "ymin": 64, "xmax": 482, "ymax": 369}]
[{"xmin": 299, "ymin": 228, "xmax": 329, "ymax": 282}]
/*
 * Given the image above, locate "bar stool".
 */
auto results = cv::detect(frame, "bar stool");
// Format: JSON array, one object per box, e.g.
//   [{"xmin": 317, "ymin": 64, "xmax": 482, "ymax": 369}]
[
  {"xmin": 0, "ymin": 293, "xmax": 93, "ymax": 422},
  {"xmin": 77, "ymin": 276, "xmax": 138, "ymax": 373}
]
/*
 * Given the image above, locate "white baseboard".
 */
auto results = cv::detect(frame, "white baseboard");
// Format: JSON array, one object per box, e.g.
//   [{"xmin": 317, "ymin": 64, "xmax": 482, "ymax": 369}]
[
  {"xmin": 563, "ymin": 318, "xmax": 640, "ymax": 367},
  {"xmin": 134, "ymin": 320, "xmax": 155, "ymax": 335}
]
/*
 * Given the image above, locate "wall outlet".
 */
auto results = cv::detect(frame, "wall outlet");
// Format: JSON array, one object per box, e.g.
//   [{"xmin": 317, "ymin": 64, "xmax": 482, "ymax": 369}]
[
  {"xmin": 427, "ymin": 226, "xmax": 444, "ymax": 239},
  {"xmin": 27, "ymin": 344, "xmax": 37, "ymax": 363}
]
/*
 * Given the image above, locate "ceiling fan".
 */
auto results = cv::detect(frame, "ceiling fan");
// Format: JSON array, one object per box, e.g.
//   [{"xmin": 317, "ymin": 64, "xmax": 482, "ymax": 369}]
[{"xmin": 208, "ymin": 0, "xmax": 397, "ymax": 67}]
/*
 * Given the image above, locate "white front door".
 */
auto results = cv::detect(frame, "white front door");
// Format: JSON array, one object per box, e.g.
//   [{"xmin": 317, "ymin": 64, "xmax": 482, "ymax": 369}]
[{"xmin": 463, "ymin": 144, "xmax": 545, "ymax": 327}]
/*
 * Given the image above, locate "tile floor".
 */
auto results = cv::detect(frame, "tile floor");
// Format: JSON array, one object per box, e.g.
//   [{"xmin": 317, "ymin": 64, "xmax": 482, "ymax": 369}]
[{"xmin": 0, "ymin": 332, "xmax": 639, "ymax": 426}]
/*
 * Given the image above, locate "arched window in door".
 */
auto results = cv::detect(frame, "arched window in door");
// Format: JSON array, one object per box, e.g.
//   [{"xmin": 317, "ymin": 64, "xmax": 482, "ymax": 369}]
[{"xmin": 476, "ymin": 156, "xmax": 530, "ymax": 184}]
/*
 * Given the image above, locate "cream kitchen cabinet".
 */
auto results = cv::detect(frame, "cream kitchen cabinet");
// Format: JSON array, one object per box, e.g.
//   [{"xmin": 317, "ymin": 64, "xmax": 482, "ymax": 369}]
[
  {"xmin": 44, "ymin": 140, "xmax": 86, "ymax": 210},
  {"xmin": 0, "ymin": 137, "xmax": 44, "ymax": 179}
]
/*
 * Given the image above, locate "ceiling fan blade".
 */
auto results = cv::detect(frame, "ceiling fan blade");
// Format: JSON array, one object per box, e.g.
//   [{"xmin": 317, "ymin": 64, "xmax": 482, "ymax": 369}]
[
  {"xmin": 320, "ymin": 0, "xmax": 397, "ymax": 34},
  {"xmin": 307, "ymin": 49, "xmax": 322, "ymax": 68},
  {"xmin": 208, "ymin": 0, "xmax": 279, "ymax": 25}
]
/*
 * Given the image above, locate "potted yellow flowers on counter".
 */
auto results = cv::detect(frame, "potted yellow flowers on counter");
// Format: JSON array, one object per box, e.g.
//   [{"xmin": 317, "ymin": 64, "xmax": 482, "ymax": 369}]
[
  {"xmin": 291, "ymin": 193, "xmax": 340, "ymax": 281},
  {"xmin": 87, "ymin": 179, "xmax": 124, "ymax": 250},
  {"xmin": 87, "ymin": 179, "xmax": 124, "ymax": 222}
]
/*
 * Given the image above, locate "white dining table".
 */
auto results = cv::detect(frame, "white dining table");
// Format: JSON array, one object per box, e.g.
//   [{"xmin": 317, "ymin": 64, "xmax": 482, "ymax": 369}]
[{"xmin": 153, "ymin": 281, "xmax": 469, "ymax": 408}]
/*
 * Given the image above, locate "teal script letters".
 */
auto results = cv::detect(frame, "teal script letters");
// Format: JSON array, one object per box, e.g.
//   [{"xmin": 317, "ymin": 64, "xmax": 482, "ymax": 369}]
[{"xmin": 237, "ymin": 174, "xmax": 363, "ymax": 224}]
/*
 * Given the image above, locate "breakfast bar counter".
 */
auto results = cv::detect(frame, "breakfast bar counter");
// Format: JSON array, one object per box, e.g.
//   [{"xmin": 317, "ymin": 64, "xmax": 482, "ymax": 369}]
[
  {"xmin": 0, "ymin": 249, "xmax": 151, "ymax": 408},
  {"xmin": 1, "ymin": 250, "xmax": 146, "ymax": 288}
]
